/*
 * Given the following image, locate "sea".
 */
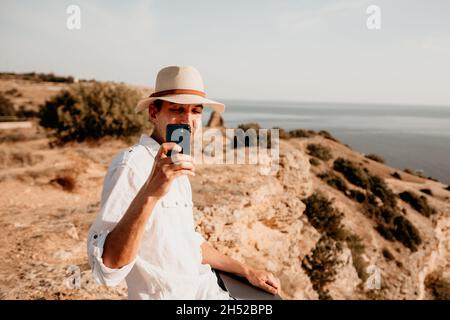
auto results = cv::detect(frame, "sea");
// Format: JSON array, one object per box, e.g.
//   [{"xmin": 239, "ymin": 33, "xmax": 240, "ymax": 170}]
[{"xmin": 203, "ymin": 100, "xmax": 450, "ymax": 184}]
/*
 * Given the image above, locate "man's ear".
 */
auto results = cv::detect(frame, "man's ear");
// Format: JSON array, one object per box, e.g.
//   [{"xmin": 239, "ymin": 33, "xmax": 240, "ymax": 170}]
[{"xmin": 148, "ymin": 104, "xmax": 158, "ymax": 121}]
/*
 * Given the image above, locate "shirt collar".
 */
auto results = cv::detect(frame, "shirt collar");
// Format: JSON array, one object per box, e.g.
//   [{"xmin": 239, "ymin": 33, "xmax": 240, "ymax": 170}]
[{"xmin": 139, "ymin": 134, "xmax": 161, "ymax": 157}]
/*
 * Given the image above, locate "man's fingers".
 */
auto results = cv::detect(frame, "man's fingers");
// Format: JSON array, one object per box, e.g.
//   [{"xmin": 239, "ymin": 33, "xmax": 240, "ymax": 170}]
[
  {"xmin": 172, "ymin": 169, "xmax": 195, "ymax": 178},
  {"xmin": 168, "ymin": 153, "xmax": 193, "ymax": 164},
  {"xmin": 156, "ymin": 143, "xmax": 182, "ymax": 159},
  {"xmin": 265, "ymin": 277, "xmax": 279, "ymax": 290},
  {"xmin": 259, "ymin": 282, "xmax": 278, "ymax": 295},
  {"xmin": 161, "ymin": 162, "xmax": 195, "ymax": 175},
  {"xmin": 159, "ymin": 154, "xmax": 193, "ymax": 166},
  {"xmin": 170, "ymin": 161, "xmax": 195, "ymax": 171}
]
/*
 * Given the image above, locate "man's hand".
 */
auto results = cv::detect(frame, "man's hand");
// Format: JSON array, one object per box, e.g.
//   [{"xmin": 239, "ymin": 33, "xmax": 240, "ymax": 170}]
[
  {"xmin": 245, "ymin": 267, "xmax": 280, "ymax": 295},
  {"xmin": 145, "ymin": 142, "xmax": 195, "ymax": 198}
]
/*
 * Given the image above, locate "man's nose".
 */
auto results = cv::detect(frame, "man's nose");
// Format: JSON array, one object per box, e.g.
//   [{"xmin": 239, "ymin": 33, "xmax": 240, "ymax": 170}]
[{"xmin": 178, "ymin": 111, "xmax": 193, "ymax": 125}]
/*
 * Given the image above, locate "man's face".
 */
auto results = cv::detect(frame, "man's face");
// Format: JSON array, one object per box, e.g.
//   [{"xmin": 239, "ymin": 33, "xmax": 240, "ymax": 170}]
[{"xmin": 148, "ymin": 100, "xmax": 203, "ymax": 143}]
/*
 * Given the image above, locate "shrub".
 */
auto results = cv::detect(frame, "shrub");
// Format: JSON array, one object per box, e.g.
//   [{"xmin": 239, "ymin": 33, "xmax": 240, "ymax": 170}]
[
  {"xmin": 378, "ymin": 206, "xmax": 397, "ymax": 224},
  {"xmin": 318, "ymin": 171, "xmax": 348, "ymax": 193},
  {"xmin": 391, "ymin": 172, "xmax": 402, "ymax": 180},
  {"xmin": 375, "ymin": 224, "xmax": 395, "ymax": 241},
  {"xmin": 392, "ymin": 215, "xmax": 422, "ymax": 251},
  {"xmin": 273, "ymin": 126, "xmax": 289, "ymax": 139},
  {"xmin": 309, "ymin": 157, "xmax": 320, "ymax": 166},
  {"xmin": 420, "ymin": 188, "xmax": 433, "ymax": 196},
  {"xmin": 365, "ymin": 153, "xmax": 385, "ymax": 163},
  {"xmin": 399, "ymin": 191, "xmax": 436, "ymax": 217},
  {"xmin": 289, "ymin": 128, "xmax": 315, "ymax": 138},
  {"xmin": 425, "ymin": 273, "xmax": 450, "ymax": 300},
  {"xmin": 16, "ymin": 72, "xmax": 75, "ymax": 83},
  {"xmin": 404, "ymin": 168, "xmax": 428, "ymax": 179},
  {"xmin": 38, "ymin": 82, "xmax": 151, "ymax": 144},
  {"xmin": 302, "ymin": 235, "xmax": 343, "ymax": 300},
  {"xmin": 318, "ymin": 170, "xmax": 369, "ymax": 204},
  {"xmin": 333, "ymin": 158, "xmax": 397, "ymax": 207},
  {"xmin": 318, "ymin": 130, "xmax": 339, "ymax": 142},
  {"xmin": 333, "ymin": 157, "xmax": 370, "ymax": 189},
  {"xmin": 16, "ymin": 105, "xmax": 38, "ymax": 119},
  {"xmin": 50, "ymin": 174, "xmax": 76, "ymax": 192},
  {"xmin": 237, "ymin": 122, "xmax": 261, "ymax": 131},
  {"xmin": 369, "ymin": 201, "xmax": 422, "ymax": 251},
  {"xmin": 307, "ymin": 143, "xmax": 333, "ymax": 161},
  {"xmin": 0, "ymin": 93, "xmax": 15, "ymax": 117},
  {"xmin": 368, "ymin": 175, "xmax": 397, "ymax": 207},
  {"xmin": 349, "ymin": 190, "xmax": 366, "ymax": 203},
  {"xmin": 382, "ymin": 248, "xmax": 395, "ymax": 261},
  {"xmin": 303, "ymin": 192, "xmax": 344, "ymax": 239},
  {"xmin": 5, "ymin": 88, "xmax": 22, "ymax": 97}
]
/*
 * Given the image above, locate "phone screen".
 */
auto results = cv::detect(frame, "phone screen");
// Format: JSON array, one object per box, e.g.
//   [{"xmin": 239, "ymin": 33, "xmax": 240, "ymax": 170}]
[{"xmin": 166, "ymin": 124, "xmax": 191, "ymax": 156}]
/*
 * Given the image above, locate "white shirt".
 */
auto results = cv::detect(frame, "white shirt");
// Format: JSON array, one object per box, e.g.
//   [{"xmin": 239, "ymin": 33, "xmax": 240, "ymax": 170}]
[{"xmin": 87, "ymin": 134, "xmax": 232, "ymax": 300}]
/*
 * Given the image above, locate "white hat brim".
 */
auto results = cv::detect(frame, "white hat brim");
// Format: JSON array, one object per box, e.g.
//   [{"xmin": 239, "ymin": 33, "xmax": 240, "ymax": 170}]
[{"xmin": 135, "ymin": 94, "xmax": 225, "ymax": 113}]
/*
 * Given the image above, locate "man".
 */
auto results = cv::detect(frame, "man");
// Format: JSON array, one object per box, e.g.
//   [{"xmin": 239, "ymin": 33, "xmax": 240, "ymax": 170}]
[{"xmin": 87, "ymin": 66, "xmax": 280, "ymax": 299}]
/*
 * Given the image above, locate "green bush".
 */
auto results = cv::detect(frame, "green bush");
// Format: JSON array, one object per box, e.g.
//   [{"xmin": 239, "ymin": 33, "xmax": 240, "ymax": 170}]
[
  {"xmin": 333, "ymin": 158, "xmax": 397, "ymax": 207},
  {"xmin": 333, "ymin": 157, "xmax": 370, "ymax": 189},
  {"xmin": 307, "ymin": 143, "xmax": 333, "ymax": 161},
  {"xmin": 318, "ymin": 170, "xmax": 369, "ymax": 203},
  {"xmin": 375, "ymin": 224, "xmax": 395, "ymax": 241},
  {"xmin": 16, "ymin": 105, "xmax": 38, "ymax": 119},
  {"xmin": 425, "ymin": 273, "xmax": 450, "ymax": 300},
  {"xmin": 288, "ymin": 128, "xmax": 315, "ymax": 138},
  {"xmin": 365, "ymin": 153, "xmax": 385, "ymax": 163},
  {"xmin": 17, "ymin": 72, "xmax": 74, "ymax": 83},
  {"xmin": 391, "ymin": 172, "xmax": 402, "ymax": 180},
  {"xmin": 318, "ymin": 130, "xmax": 339, "ymax": 142},
  {"xmin": 318, "ymin": 171, "xmax": 348, "ymax": 193},
  {"xmin": 368, "ymin": 175, "xmax": 397, "ymax": 208},
  {"xmin": 303, "ymin": 192, "xmax": 344, "ymax": 239},
  {"xmin": 272, "ymin": 126, "xmax": 289, "ymax": 139},
  {"xmin": 349, "ymin": 190, "xmax": 366, "ymax": 203},
  {"xmin": 420, "ymin": 188, "xmax": 433, "ymax": 196},
  {"xmin": 302, "ymin": 235, "xmax": 343, "ymax": 300},
  {"xmin": 309, "ymin": 157, "xmax": 320, "ymax": 166},
  {"xmin": 399, "ymin": 191, "xmax": 436, "ymax": 217},
  {"xmin": 0, "ymin": 92, "xmax": 15, "ymax": 117},
  {"xmin": 38, "ymin": 82, "xmax": 151, "ymax": 144},
  {"xmin": 382, "ymin": 248, "xmax": 395, "ymax": 261},
  {"xmin": 392, "ymin": 215, "xmax": 422, "ymax": 251}
]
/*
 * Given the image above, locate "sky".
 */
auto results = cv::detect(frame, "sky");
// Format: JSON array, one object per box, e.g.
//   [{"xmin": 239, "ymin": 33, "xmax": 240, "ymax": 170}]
[{"xmin": 1, "ymin": 0, "xmax": 449, "ymax": 106}]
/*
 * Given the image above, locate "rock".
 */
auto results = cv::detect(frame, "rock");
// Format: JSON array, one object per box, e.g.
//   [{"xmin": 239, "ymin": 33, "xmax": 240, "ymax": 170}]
[
  {"xmin": 325, "ymin": 246, "xmax": 362, "ymax": 299},
  {"xmin": 206, "ymin": 111, "xmax": 224, "ymax": 128}
]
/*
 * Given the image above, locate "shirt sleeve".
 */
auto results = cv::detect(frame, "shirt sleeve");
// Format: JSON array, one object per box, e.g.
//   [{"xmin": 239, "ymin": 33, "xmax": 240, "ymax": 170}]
[
  {"xmin": 194, "ymin": 231, "xmax": 206, "ymax": 246},
  {"xmin": 87, "ymin": 162, "xmax": 141, "ymax": 287}
]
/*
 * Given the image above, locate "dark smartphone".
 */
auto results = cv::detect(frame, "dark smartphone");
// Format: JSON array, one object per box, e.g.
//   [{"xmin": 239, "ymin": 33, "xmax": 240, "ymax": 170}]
[{"xmin": 166, "ymin": 124, "xmax": 191, "ymax": 157}]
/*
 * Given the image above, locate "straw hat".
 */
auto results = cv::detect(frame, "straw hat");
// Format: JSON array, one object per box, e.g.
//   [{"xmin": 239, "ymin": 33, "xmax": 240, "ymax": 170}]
[{"xmin": 135, "ymin": 66, "xmax": 225, "ymax": 113}]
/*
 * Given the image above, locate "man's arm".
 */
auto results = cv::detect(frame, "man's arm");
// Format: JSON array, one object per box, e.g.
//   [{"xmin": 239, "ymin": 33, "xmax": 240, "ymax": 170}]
[
  {"xmin": 200, "ymin": 242, "xmax": 280, "ymax": 295},
  {"xmin": 102, "ymin": 143, "xmax": 194, "ymax": 269}
]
